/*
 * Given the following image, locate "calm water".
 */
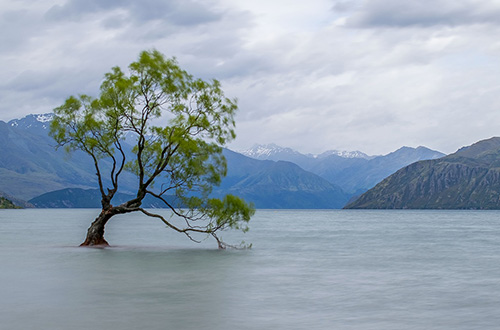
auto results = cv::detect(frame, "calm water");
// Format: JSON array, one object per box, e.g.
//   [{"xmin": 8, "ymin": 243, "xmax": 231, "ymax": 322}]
[{"xmin": 1, "ymin": 209, "xmax": 500, "ymax": 330}]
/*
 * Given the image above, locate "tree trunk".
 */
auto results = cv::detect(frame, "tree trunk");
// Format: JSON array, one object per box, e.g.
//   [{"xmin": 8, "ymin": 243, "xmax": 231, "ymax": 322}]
[{"xmin": 80, "ymin": 208, "xmax": 114, "ymax": 247}]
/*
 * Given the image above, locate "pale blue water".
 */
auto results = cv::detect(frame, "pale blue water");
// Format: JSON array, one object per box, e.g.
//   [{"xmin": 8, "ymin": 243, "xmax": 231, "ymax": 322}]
[{"xmin": 1, "ymin": 209, "xmax": 500, "ymax": 330}]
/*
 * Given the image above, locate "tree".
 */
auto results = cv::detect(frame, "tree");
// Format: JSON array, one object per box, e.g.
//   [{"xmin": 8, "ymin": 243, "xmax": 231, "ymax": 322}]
[{"xmin": 50, "ymin": 50, "xmax": 254, "ymax": 248}]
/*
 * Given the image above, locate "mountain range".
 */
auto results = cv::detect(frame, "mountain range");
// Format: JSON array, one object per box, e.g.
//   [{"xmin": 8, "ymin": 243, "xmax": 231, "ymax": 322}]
[
  {"xmin": 0, "ymin": 115, "xmax": 97, "ymax": 200},
  {"xmin": 216, "ymin": 150, "xmax": 349, "ymax": 208},
  {"xmin": 241, "ymin": 143, "xmax": 372, "ymax": 161},
  {"xmin": 345, "ymin": 137, "xmax": 500, "ymax": 209},
  {"xmin": 0, "ymin": 114, "xmax": 138, "ymax": 201},
  {"xmin": 240, "ymin": 143, "xmax": 445, "ymax": 194},
  {"xmin": 1, "ymin": 113, "xmax": 446, "ymax": 209}
]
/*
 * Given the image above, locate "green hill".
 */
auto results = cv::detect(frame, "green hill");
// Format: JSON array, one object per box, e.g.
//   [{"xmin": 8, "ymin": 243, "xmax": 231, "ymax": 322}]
[
  {"xmin": 345, "ymin": 137, "xmax": 500, "ymax": 209},
  {"xmin": 0, "ymin": 197, "xmax": 22, "ymax": 209}
]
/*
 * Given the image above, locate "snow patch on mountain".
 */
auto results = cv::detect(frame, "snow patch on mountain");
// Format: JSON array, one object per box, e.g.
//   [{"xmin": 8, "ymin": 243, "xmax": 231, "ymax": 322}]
[
  {"xmin": 8, "ymin": 113, "xmax": 54, "ymax": 130},
  {"xmin": 240, "ymin": 143, "xmax": 302, "ymax": 159},
  {"xmin": 240, "ymin": 143, "xmax": 372, "ymax": 160},
  {"xmin": 315, "ymin": 150, "xmax": 372, "ymax": 159},
  {"xmin": 36, "ymin": 113, "xmax": 54, "ymax": 123}
]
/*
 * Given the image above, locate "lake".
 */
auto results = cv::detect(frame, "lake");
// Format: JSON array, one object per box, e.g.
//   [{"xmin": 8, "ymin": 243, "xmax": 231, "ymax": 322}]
[{"xmin": 1, "ymin": 209, "xmax": 500, "ymax": 329}]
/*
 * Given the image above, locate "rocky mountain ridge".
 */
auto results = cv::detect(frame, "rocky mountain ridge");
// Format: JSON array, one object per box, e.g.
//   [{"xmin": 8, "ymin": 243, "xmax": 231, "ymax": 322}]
[{"xmin": 345, "ymin": 137, "xmax": 500, "ymax": 209}]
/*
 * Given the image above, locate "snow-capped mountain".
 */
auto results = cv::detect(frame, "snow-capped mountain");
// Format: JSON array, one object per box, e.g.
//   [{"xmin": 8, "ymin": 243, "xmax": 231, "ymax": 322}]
[
  {"xmin": 314, "ymin": 150, "xmax": 372, "ymax": 159},
  {"xmin": 238, "ymin": 143, "xmax": 445, "ymax": 194},
  {"xmin": 0, "ymin": 115, "xmax": 352, "ymax": 208},
  {"xmin": 8, "ymin": 113, "xmax": 54, "ymax": 131},
  {"xmin": 0, "ymin": 114, "xmax": 445, "ymax": 205},
  {"xmin": 240, "ymin": 143, "xmax": 305, "ymax": 160},
  {"xmin": 240, "ymin": 143, "xmax": 371, "ymax": 161}
]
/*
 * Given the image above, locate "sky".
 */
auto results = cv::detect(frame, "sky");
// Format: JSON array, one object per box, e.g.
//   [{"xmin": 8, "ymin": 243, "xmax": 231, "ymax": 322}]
[{"xmin": 2, "ymin": 0, "xmax": 500, "ymax": 155}]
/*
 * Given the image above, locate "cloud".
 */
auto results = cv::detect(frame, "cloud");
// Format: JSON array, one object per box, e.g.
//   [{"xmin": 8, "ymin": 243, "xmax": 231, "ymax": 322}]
[
  {"xmin": 349, "ymin": 0, "xmax": 500, "ymax": 28},
  {"xmin": 0, "ymin": 8, "xmax": 47, "ymax": 55},
  {"xmin": 225, "ymin": 13, "xmax": 500, "ymax": 154},
  {"xmin": 0, "ymin": 0, "xmax": 253, "ymax": 119},
  {"xmin": 2, "ymin": 0, "xmax": 500, "ymax": 155},
  {"xmin": 45, "ymin": 0, "xmax": 222, "ymax": 27}
]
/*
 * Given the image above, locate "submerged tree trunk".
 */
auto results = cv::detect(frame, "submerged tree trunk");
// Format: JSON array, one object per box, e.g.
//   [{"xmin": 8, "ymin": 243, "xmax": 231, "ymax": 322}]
[{"xmin": 80, "ymin": 208, "xmax": 115, "ymax": 247}]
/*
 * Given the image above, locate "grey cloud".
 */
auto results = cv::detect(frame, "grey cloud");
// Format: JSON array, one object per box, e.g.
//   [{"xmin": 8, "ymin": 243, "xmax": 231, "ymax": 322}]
[
  {"xmin": 0, "ymin": 67, "xmax": 99, "ymax": 120},
  {"xmin": 4, "ymin": 67, "xmax": 101, "ymax": 100},
  {"xmin": 44, "ymin": 0, "xmax": 120, "ymax": 23},
  {"xmin": 5, "ymin": 0, "xmax": 500, "ymax": 155},
  {"xmin": 45, "ymin": 0, "xmax": 222, "ymax": 27},
  {"xmin": 0, "ymin": 0, "xmax": 256, "ymax": 121},
  {"xmin": 331, "ymin": 0, "xmax": 362, "ymax": 12},
  {"xmin": 160, "ymin": 1, "xmax": 222, "ymax": 26},
  {"xmin": 0, "ymin": 9, "xmax": 45, "ymax": 54},
  {"xmin": 349, "ymin": 0, "xmax": 500, "ymax": 28}
]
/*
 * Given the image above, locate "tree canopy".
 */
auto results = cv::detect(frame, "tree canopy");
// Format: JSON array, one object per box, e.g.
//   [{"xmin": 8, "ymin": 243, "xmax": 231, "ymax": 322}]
[{"xmin": 50, "ymin": 50, "xmax": 254, "ymax": 248}]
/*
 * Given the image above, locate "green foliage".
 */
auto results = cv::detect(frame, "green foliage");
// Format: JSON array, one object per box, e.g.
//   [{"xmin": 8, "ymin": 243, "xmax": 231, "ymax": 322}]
[
  {"xmin": 208, "ymin": 194, "xmax": 254, "ymax": 231},
  {"xmin": 50, "ymin": 49, "xmax": 253, "ymax": 247},
  {"xmin": 0, "ymin": 197, "xmax": 21, "ymax": 209}
]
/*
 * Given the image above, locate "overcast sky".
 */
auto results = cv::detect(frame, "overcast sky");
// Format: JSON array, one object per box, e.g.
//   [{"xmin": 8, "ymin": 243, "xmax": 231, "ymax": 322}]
[{"xmin": 2, "ymin": 0, "xmax": 500, "ymax": 155}]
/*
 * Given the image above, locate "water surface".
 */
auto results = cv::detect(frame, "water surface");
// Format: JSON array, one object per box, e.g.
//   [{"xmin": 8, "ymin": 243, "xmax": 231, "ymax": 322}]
[{"xmin": 1, "ymin": 209, "xmax": 500, "ymax": 329}]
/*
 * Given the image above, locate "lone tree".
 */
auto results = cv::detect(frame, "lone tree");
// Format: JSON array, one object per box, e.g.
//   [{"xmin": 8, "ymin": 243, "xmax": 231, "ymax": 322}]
[{"xmin": 50, "ymin": 50, "xmax": 254, "ymax": 248}]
